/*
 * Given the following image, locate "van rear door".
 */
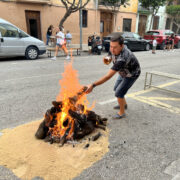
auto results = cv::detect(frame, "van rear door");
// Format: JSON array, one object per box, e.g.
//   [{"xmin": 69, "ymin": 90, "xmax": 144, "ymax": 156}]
[{"xmin": 0, "ymin": 23, "xmax": 25, "ymax": 57}]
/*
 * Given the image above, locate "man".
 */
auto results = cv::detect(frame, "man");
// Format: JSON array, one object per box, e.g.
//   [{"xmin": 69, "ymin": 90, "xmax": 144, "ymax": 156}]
[
  {"xmin": 65, "ymin": 30, "xmax": 72, "ymax": 49},
  {"xmin": 51, "ymin": 26, "xmax": 70, "ymax": 60},
  {"xmin": 86, "ymin": 32, "xmax": 141, "ymax": 119}
]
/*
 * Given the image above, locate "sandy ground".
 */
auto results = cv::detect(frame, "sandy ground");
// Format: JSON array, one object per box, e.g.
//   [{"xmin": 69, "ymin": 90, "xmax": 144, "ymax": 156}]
[{"xmin": 0, "ymin": 120, "xmax": 109, "ymax": 180}]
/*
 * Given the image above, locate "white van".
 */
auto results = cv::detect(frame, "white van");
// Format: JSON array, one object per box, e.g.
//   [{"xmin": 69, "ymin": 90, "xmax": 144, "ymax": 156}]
[{"xmin": 0, "ymin": 18, "xmax": 46, "ymax": 60}]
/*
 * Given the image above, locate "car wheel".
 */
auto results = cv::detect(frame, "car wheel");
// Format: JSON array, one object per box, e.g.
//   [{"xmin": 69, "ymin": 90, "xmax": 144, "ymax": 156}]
[
  {"xmin": 145, "ymin": 44, "xmax": 150, "ymax": 51},
  {"xmin": 25, "ymin": 46, "xmax": 39, "ymax": 60},
  {"xmin": 160, "ymin": 42, "xmax": 165, "ymax": 50}
]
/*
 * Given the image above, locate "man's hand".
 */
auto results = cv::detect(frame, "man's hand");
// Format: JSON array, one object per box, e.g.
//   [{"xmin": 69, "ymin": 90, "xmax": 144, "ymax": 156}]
[{"xmin": 85, "ymin": 84, "xmax": 94, "ymax": 94}]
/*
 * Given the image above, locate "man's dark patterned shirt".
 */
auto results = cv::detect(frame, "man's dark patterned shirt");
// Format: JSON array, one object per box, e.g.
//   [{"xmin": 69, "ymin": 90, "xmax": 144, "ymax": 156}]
[{"xmin": 110, "ymin": 46, "xmax": 141, "ymax": 78}]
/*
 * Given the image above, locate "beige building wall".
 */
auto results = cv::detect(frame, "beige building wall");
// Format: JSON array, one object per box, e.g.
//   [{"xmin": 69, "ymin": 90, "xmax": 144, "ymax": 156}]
[{"xmin": 0, "ymin": 0, "xmax": 138, "ymax": 46}]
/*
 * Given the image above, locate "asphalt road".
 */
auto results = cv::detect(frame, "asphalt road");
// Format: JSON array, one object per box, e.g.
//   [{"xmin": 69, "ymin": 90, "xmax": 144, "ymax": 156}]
[{"xmin": 0, "ymin": 49, "xmax": 180, "ymax": 180}]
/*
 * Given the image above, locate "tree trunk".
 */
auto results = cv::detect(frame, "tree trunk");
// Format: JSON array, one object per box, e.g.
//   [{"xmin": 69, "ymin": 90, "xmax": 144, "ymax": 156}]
[
  {"xmin": 59, "ymin": 10, "xmax": 71, "ymax": 27},
  {"xmin": 149, "ymin": 14, "xmax": 154, "ymax": 30}
]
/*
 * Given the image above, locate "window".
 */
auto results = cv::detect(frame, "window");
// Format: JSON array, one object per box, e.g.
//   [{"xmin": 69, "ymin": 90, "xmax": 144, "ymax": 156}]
[
  {"xmin": 172, "ymin": 23, "xmax": 178, "ymax": 33},
  {"xmin": 123, "ymin": 19, "xmax": 132, "ymax": 32},
  {"xmin": 153, "ymin": 16, "xmax": 159, "ymax": 30},
  {"xmin": 133, "ymin": 33, "xmax": 140, "ymax": 39},
  {"xmin": 0, "ymin": 24, "xmax": 19, "ymax": 37},
  {"xmin": 100, "ymin": 21, "xmax": 104, "ymax": 33},
  {"xmin": 123, "ymin": 32, "xmax": 133, "ymax": 38},
  {"xmin": 165, "ymin": 18, "xmax": 171, "ymax": 29},
  {"xmin": 82, "ymin": 10, "xmax": 87, "ymax": 28},
  {"xmin": 19, "ymin": 30, "xmax": 29, "ymax": 38},
  {"xmin": 145, "ymin": 31, "xmax": 159, "ymax": 35}
]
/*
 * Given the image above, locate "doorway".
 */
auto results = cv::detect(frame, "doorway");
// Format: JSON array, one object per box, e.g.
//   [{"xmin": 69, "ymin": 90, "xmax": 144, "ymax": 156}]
[
  {"xmin": 138, "ymin": 15, "xmax": 147, "ymax": 36},
  {"xmin": 25, "ymin": 11, "xmax": 42, "ymax": 39},
  {"xmin": 100, "ymin": 12, "xmax": 113, "ymax": 38}
]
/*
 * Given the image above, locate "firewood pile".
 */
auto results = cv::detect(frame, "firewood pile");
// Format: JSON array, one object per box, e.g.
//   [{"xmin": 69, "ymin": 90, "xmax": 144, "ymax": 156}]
[{"xmin": 35, "ymin": 86, "xmax": 107, "ymax": 146}]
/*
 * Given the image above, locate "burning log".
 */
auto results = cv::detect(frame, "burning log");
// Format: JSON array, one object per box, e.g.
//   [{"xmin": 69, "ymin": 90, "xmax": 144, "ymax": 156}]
[
  {"xmin": 35, "ymin": 86, "xmax": 108, "ymax": 146},
  {"xmin": 91, "ymin": 132, "xmax": 102, "ymax": 141}
]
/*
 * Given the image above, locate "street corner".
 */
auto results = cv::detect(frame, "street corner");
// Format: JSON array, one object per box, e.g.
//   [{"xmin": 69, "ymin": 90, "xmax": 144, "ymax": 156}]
[{"xmin": 0, "ymin": 119, "xmax": 109, "ymax": 180}]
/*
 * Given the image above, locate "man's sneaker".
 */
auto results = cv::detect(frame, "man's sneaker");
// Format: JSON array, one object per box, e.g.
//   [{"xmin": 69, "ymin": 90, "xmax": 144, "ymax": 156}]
[
  {"xmin": 51, "ymin": 56, "xmax": 56, "ymax": 60},
  {"xmin": 65, "ymin": 56, "xmax": 70, "ymax": 60},
  {"xmin": 113, "ymin": 104, "xmax": 128, "ymax": 109}
]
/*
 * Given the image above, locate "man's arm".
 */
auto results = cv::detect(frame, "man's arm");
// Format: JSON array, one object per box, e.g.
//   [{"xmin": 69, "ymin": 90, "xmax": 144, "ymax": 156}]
[{"xmin": 86, "ymin": 69, "xmax": 117, "ymax": 94}]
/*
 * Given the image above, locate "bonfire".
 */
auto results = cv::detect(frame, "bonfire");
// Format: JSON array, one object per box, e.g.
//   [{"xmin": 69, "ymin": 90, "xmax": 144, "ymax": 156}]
[{"xmin": 35, "ymin": 61, "xmax": 107, "ymax": 146}]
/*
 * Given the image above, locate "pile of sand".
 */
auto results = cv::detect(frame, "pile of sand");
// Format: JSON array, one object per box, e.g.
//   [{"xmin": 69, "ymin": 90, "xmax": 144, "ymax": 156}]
[{"xmin": 0, "ymin": 120, "xmax": 109, "ymax": 180}]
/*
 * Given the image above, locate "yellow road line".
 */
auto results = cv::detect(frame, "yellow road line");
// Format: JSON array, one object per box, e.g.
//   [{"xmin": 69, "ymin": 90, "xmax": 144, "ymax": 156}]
[
  {"xmin": 127, "ymin": 80, "xmax": 180, "ymax": 97},
  {"xmin": 127, "ymin": 80, "xmax": 180, "ymax": 115},
  {"xmin": 131, "ymin": 96, "xmax": 180, "ymax": 114},
  {"xmin": 139, "ymin": 96, "xmax": 180, "ymax": 101},
  {"xmin": 139, "ymin": 96, "xmax": 180, "ymax": 114}
]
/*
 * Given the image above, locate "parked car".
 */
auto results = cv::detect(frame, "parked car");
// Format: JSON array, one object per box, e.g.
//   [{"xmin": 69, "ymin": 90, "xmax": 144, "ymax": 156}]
[
  {"xmin": 144, "ymin": 30, "xmax": 180, "ymax": 49},
  {"xmin": 0, "ymin": 18, "xmax": 46, "ymax": 60},
  {"xmin": 103, "ymin": 32, "xmax": 150, "ymax": 52}
]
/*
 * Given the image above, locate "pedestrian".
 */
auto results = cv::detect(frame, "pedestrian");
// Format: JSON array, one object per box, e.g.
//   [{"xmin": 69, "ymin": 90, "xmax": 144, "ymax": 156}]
[
  {"xmin": 165, "ymin": 36, "xmax": 170, "ymax": 51},
  {"xmin": 152, "ymin": 37, "xmax": 157, "ymax": 54},
  {"xmin": 65, "ymin": 30, "xmax": 72, "ymax": 49},
  {"xmin": 51, "ymin": 26, "xmax": 70, "ymax": 60},
  {"xmin": 88, "ymin": 36, "xmax": 92, "ymax": 54},
  {"xmin": 170, "ymin": 34, "xmax": 175, "ymax": 51},
  {"xmin": 46, "ymin": 25, "xmax": 54, "ymax": 46},
  {"xmin": 85, "ymin": 32, "xmax": 141, "ymax": 119}
]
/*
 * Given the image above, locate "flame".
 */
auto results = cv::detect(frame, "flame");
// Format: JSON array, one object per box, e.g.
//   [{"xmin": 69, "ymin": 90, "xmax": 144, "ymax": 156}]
[{"xmin": 51, "ymin": 59, "xmax": 95, "ymax": 139}]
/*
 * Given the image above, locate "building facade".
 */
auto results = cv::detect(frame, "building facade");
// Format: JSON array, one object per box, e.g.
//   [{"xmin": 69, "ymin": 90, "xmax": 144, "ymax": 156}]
[
  {"xmin": 136, "ymin": 0, "xmax": 180, "ymax": 36},
  {"xmin": 0, "ymin": 0, "xmax": 138, "ymax": 48}
]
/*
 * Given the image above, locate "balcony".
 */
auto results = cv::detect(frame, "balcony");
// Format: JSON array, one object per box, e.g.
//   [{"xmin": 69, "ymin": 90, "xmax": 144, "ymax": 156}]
[
  {"xmin": 138, "ymin": 4, "xmax": 152, "ymax": 14},
  {"xmin": 16, "ymin": 0, "xmax": 51, "ymax": 4}
]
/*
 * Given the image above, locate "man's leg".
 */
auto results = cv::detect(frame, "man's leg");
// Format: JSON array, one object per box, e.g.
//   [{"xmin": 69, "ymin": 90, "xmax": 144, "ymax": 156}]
[
  {"xmin": 117, "ymin": 97, "xmax": 126, "ymax": 116},
  {"xmin": 114, "ymin": 77, "xmax": 138, "ymax": 118},
  {"xmin": 114, "ymin": 76, "xmax": 127, "ymax": 109}
]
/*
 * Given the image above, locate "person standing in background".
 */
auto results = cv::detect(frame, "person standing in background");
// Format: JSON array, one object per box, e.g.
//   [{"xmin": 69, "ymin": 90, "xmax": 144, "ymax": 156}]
[
  {"xmin": 152, "ymin": 37, "xmax": 157, "ymax": 54},
  {"xmin": 65, "ymin": 30, "xmax": 72, "ymax": 49},
  {"xmin": 46, "ymin": 25, "xmax": 53, "ymax": 46},
  {"xmin": 88, "ymin": 36, "xmax": 92, "ymax": 54},
  {"xmin": 170, "ymin": 34, "xmax": 175, "ymax": 51}
]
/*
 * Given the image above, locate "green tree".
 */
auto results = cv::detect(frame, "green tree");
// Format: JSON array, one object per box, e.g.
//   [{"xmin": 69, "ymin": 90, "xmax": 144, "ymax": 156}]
[
  {"xmin": 100, "ymin": 0, "xmax": 130, "ymax": 31},
  {"xmin": 139, "ymin": 0, "xmax": 168, "ymax": 30},
  {"xmin": 59, "ymin": 0, "xmax": 90, "ymax": 27}
]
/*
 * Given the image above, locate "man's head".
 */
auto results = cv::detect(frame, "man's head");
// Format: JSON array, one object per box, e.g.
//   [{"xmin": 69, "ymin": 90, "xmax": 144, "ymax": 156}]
[{"xmin": 110, "ymin": 33, "xmax": 124, "ymax": 55}]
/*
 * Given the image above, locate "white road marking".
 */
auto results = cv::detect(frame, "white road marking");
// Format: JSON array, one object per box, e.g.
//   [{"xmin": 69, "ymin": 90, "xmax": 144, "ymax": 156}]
[
  {"xmin": 98, "ymin": 96, "xmax": 129, "ymax": 105},
  {"xmin": 98, "ymin": 98, "xmax": 117, "ymax": 105},
  {"xmin": 0, "ymin": 73, "xmax": 61, "ymax": 83}
]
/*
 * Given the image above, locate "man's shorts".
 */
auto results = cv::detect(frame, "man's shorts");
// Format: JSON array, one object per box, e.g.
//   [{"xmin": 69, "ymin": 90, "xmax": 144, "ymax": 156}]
[
  {"xmin": 152, "ymin": 46, "xmax": 156, "ymax": 50},
  {"xmin": 114, "ymin": 75, "xmax": 138, "ymax": 98},
  {"xmin": 88, "ymin": 46, "xmax": 92, "ymax": 50}
]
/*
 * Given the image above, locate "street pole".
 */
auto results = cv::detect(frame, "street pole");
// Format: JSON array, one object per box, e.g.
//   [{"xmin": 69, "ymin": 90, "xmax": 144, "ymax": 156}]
[{"xmin": 80, "ymin": 0, "xmax": 82, "ymax": 50}]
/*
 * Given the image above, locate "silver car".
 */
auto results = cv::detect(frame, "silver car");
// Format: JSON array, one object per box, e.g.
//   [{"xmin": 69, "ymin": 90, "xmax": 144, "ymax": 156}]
[{"xmin": 0, "ymin": 18, "xmax": 46, "ymax": 60}]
